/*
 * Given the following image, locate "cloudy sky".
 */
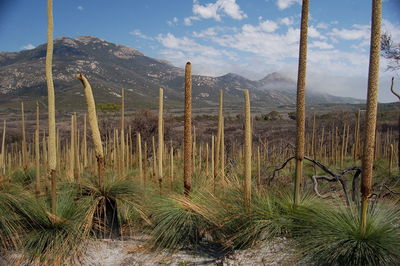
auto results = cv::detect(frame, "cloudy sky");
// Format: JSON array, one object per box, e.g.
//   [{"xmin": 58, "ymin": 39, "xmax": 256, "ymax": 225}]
[{"xmin": 0, "ymin": 0, "xmax": 399, "ymax": 102}]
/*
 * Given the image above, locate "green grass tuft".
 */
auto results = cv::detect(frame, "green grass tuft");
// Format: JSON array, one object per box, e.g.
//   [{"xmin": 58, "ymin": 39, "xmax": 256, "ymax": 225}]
[
  {"xmin": 290, "ymin": 201, "xmax": 400, "ymax": 266},
  {"xmin": 18, "ymin": 192, "xmax": 92, "ymax": 263},
  {"xmin": 149, "ymin": 192, "xmax": 220, "ymax": 250}
]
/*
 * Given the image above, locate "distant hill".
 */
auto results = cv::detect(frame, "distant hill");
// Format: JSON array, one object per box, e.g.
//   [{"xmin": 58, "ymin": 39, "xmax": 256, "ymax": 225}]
[{"xmin": 0, "ymin": 36, "xmax": 362, "ymax": 111}]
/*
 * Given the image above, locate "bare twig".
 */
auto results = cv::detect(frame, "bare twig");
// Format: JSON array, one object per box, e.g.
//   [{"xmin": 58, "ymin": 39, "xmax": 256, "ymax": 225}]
[{"xmin": 269, "ymin": 156, "xmax": 361, "ymax": 205}]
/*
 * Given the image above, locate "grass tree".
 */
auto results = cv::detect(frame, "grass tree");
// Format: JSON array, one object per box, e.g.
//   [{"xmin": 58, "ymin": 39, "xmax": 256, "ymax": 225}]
[
  {"xmin": 46, "ymin": 0, "xmax": 57, "ymax": 214},
  {"xmin": 158, "ymin": 88, "xmax": 164, "ymax": 191},
  {"xmin": 215, "ymin": 90, "xmax": 223, "ymax": 183},
  {"xmin": 243, "ymin": 89, "xmax": 252, "ymax": 210},
  {"xmin": 137, "ymin": 132, "xmax": 143, "ymax": 183},
  {"xmin": 121, "ymin": 88, "xmax": 125, "ymax": 176},
  {"xmin": 360, "ymin": 0, "xmax": 382, "ymax": 233},
  {"xmin": 183, "ymin": 62, "xmax": 192, "ymax": 195},
  {"xmin": 21, "ymin": 102, "xmax": 27, "ymax": 170},
  {"xmin": 1, "ymin": 120, "xmax": 5, "ymax": 176},
  {"xmin": 35, "ymin": 102, "xmax": 40, "ymax": 195},
  {"xmin": 294, "ymin": 0, "xmax": 309, "ymax": 206},
  {"xmin": 76, "ymin": 74, "xmax": 105, "ymax": 187}
]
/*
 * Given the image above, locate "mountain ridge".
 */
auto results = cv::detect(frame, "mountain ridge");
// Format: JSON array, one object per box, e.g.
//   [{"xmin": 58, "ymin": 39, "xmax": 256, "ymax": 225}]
[{"xmin": 0, "ymin": 36, "xmax": 362, "ymax": 110}]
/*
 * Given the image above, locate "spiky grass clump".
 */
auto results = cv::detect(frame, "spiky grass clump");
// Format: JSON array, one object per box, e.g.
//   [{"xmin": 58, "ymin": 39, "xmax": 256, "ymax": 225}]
[
  {"xmin": 19, "ymin": 192, "xmax": 91, "ymax": 263},
  {"xmin": 149, "ymin": 192, "xmax": 220, "ymax": 250},
  {"xmin": 71, "ymin": 173, "xmax": 150, "ymax": 238},
  {"xmin": 0, "ymin": 183, "xmax": 26, "ymax": 249},
  {"xmin": 224, "ymin": 189, "xmax": 290, "ymax": 249},
  {"xmin": 274, "ymin": 188, "xmax": 327, "ymax": 215},
  {"xmin": 11, "ymin": 168, "xmax": 35, "ymax": 187},
  {"xmin": 222, "ymin": 183, "xmax": 326, "ymax": 249},
  {"xmin": 291, "ymin": 202, "xmax": 400, "ymax": 266}
]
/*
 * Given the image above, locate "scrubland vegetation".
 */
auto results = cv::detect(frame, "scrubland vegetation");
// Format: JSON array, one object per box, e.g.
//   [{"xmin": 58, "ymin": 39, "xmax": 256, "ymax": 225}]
[{"xmin": 1, "ymin": 0, "xmax": 399, "ymax": 265}]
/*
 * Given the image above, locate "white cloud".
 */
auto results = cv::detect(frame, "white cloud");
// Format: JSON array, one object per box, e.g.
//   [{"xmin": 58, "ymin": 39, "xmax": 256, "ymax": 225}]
[
  {"xmin": 193, "ymin": 1, "xmax": 220, "ymax": 20},
  {"xmin": 308, "ymin": 26, "xmax": 325, "ymax": 39},
  {"xmin": 276, "ymin": 0, "xmax": 300, "ymax": 10},
  {"xmin": 22, "ymin": 44, "xmax": 35, "ymax": 50},
  {"xmin": 155, "ymin": 33, "xmax": 239, "ymax": 76},
  {"xmin": 193, "ymin": 27, "xmax": 220, "ymax": 38},
  {"xmin": 129, "ymin": 29, "xmax": 153, "ymax": 40},
  {"xmin": 167, "ymin": 17, "xmax": 179, "ymax": 26},
  {"xmin": 200, "ymin": 21, "xmax": 300, "ymax": 61},
  {"xmin": 156, "ymin": 33, "xmax": 234, "ymax": 58},
  {"xmin": 77, "ymin": 5, "xmax": 84, "ymax": 11},
  {"xmin": 329, "ymin": 24, "xmax": 370, "ymax": 40},
  {"xmin": 316, "ymin": 22, "xmax": 329, "ymax": 29},
  {"xmin": 184, "ymin": 16, "xmax": 200, "ymax": 26},
  {"xmin": 310, "ymin": 41, "xmax": 334, "ymax": 49},
  {"xmin": 259, "ymin": 20, "xmax": 279, "ymax": 32},
  {"xmin": 218, "ymin": 0, "xmax": 247, "ymax": 20},
  {"xmin": 185, "ymin": 0, "xmax": 247, "ymax": 25},
  {"xmin": 280, "ymin": 17, "xmax": 294, "ymax": 26}
]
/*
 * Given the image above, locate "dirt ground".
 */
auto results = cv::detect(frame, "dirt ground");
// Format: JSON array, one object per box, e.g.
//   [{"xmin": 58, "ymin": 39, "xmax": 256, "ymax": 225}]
[{"xmin": 0, "ymin": 235, "xmax": 298, "ymax": 266}]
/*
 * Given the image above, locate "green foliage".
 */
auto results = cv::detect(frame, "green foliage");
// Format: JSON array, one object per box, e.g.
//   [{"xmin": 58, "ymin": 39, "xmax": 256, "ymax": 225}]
[
  {"xmin": 262, "ymin": 110, "xmax": 281, "ymax": 121},
  {"xmin": 149, "ymin": 192, "xmax": 220, "ymax": 250},
  {"xmin": 0, "ymin": 183, "xmax": 26, "ymax": 249},
  {"xmin": 223, "ymin": 187, "xmax": 322, "ymax": 249},
  {"xmin": 11, "ymin": 168, "xmax": 36, "ymax": 186},
  {"xmin": 68, "ymin": 173, "xmax": 151, "ymax": 237},
  {"xmin": 290, "ymin": 202, "xmax": 400, "ymax": 266},
  {"xmin": 224, "ymin": 190, "xmax": 288, "ymax": 249},
  {"xmin": 18, "ymin": 192, "xmax": 92, "ymax": 263},
  {"xmin": 97, "ymin": 102, "xmax": 121, "ymax": 113}
]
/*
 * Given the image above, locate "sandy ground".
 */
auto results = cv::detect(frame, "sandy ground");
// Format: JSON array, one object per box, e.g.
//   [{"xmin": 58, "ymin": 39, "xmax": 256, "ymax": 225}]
[
  {"xmin": 0, "ymin": 235, "xmax": 297, "ymax": 266},
  {"xmin": 79, "ymin": 235, "xmax": 297, "ymax": 266}
]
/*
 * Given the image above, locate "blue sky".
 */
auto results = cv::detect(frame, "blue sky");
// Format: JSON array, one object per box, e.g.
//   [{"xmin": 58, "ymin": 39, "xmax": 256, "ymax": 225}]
[{"xmin": 0, "ymin": 0, "xmax": 399, "ymax": 102}]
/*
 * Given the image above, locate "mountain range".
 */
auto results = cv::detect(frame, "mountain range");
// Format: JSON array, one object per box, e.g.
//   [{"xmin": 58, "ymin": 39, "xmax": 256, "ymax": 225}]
[{"xmin": 0, "ymin": 36, "xmax": 361, "ymax": 111}]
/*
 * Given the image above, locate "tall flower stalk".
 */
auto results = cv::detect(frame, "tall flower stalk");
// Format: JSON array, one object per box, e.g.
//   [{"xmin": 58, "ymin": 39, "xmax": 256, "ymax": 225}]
[
  {"xmin": 360, "ymin": 0, "xmax": 382, "ymax": 233},
  {"xmin": 46, "ymin": 0, "xmax": 57, "ymax": 213},
  {"xmin": 294, "ymin": 0, "xmax": 309, "ymax": 206},
  {"xmin": 183, "ymin": 62, "xmax": 192, "ymax": 195}
]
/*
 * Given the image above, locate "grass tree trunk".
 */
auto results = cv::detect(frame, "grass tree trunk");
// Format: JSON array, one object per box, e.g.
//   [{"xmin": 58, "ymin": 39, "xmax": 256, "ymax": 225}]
[
  {"xmin": 143, "ymin": 141, "xmax": 148, "ymax": 183},
  {"xmin": 183, "ymin": 62, "xmax": 192, "ymax": 196},
  {"xmin": 354, "ymin": 110, "xmax": 361, "ymax": 162},
  {"xmin": 211, "ymin": 136, "xmax": 214, "ymax": 184},
  {"xmin": 257, "ymin": 145, "xmax": 261, "ymax": 189},
  {"xmin": 389, "ymin": 77, "xmax": 400, "ymax": 169},
  {"xmin": 206, "ymin": 142, "xmax": 209, "ymax": 177},
  {"xmin": 170, "ymin": 142, "xmax": 174, "ymax": 183},
  {"xmin": 158, "ymin": 88, "xmax": 164, "ymax": 191},
  {"xmin": 137, "ymin": 132, "xmax": 143, "ymax": 184},
  {"xmin": 152, "ymin": 136, "xmax": 156, "ymax": 182},
  {"xmin": 1, "ymin": 120, "xmax": 6, "ymax": 176},
  {"xmin": 360, "ymin": 0, "xmax": 382, "ymax": 233},
  {"xmin": 215, "ymin": 90, "xmax": 223, "ymax": 183},
  {"xmin": 221, "ymin": 117, "xmax": 225, "ymax": 182},
  {"xmin": 389, "ymin": 143, "xmax": 393, "ymax": 175},
  {"xmin": 69, "ymin": 114, "xmax": 75, "ymax": 181},
  {"xmin": 46, "ymin": 0, "xmax": 57, "ymax": 214},
  {"xmin": 121, "ymin": 89, "xmax": 125, "ymax": 176},
  {"xmin": 294, "ymin": 0, "xmax": 309, "ymax": 206},
  {"xmin": 35, "ymin": 102, "xmax": 40, "ymax": 195},
  {"xmin": 244, "ymin": 89, "xmax": 252, "ymax": 210},
  {"xmin": 21, "ymin": 102, "xmax": 27, "ymax": 170},
  {"xmin": 76, "ymin": 74, "xmax": 105, "ymax": 188},
  {"xmin": 83, "ymin": 114, "xmax": 88, "ymax": 168}
]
